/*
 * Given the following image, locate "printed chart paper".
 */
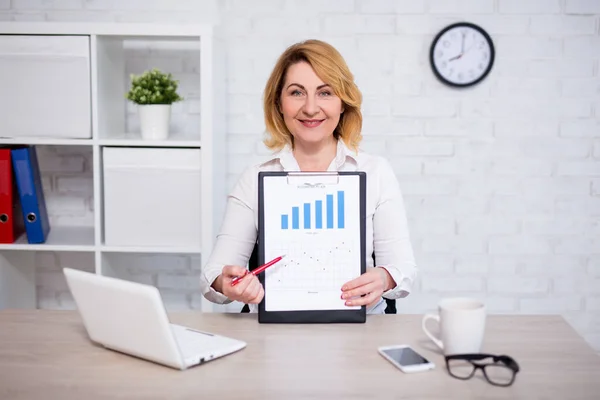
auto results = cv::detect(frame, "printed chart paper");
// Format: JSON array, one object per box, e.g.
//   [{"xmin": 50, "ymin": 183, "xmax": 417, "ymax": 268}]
[{"xmin": 262, "ymin": 173, "xmax": 363, "ymax": 312}]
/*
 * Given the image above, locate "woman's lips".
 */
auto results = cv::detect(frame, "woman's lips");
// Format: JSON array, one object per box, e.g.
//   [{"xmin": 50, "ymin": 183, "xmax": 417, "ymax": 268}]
[{"xmin": 299, "ymin": 119, "xmax": 324, "ymax": 128}]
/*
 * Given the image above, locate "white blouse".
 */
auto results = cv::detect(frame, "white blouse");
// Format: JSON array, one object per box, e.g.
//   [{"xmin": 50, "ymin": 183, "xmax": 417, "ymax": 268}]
[{"xmin": 200, "ymin": 140, "xmax": 418, "ymax": 314}]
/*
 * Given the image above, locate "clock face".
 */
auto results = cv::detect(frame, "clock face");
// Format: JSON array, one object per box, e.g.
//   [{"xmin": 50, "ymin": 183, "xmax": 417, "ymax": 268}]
[{"xmin": 429, "ymin": 22, "xmax": 495, "ymax": 87}]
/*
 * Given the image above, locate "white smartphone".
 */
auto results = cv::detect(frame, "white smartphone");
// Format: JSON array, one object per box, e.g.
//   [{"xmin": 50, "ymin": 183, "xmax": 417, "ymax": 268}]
[{"xmin": 378, "ymin": 344, "xmax": 435, "ymax": 373}]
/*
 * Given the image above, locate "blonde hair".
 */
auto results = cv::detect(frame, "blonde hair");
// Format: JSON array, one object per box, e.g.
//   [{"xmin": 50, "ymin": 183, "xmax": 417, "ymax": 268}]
[{"xmin": 263, "ymin": 39, "xmax": 363, "ymax": 152}]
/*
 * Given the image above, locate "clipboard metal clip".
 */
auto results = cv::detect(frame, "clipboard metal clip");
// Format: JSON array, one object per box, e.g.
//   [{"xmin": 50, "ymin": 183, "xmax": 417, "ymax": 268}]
[{"xmin": 286, "ymin": 172, "xmax": 340, "ymax": 187}]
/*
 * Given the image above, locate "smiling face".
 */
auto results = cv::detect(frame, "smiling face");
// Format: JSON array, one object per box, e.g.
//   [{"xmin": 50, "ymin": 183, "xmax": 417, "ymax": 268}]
[{"xmin": 279, "ymin": 61, "xmax": 344, "ymax": 148}]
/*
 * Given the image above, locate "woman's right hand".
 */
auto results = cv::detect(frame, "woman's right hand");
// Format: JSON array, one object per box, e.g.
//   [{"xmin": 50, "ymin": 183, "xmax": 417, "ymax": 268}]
[{"xmin": 215, "ymin": 265, "xmax": 264, "ymax": 304}]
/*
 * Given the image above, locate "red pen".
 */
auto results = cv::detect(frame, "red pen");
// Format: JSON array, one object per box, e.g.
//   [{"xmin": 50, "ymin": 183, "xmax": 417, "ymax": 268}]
[{"xmin": 231, "ymin": 255, "xmax": 286, "ymax": 286}]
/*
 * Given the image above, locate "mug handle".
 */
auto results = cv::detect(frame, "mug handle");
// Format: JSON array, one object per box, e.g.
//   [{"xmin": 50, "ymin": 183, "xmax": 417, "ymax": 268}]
[{"xmin": 422, "ymin": 313, "xmax": 444, "ymax": 351}]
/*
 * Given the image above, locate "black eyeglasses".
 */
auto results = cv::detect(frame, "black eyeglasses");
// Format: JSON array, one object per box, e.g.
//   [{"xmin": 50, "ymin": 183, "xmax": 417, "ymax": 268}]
[{"xmin": 445, "ymin": 354, "xmax": 520, "ymax": 387}]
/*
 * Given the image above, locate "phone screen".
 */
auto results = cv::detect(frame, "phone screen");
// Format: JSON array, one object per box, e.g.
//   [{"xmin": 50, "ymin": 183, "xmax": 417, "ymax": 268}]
[{"xmin": 382, "ymin": 347, "xmax": 430, "ymax": 366}]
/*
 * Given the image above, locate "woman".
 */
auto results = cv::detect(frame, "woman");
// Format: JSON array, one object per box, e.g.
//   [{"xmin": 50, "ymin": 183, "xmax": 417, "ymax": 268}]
[{"xmin": 200, "ymin": 39, "xmax": 417, "ymax": 314}]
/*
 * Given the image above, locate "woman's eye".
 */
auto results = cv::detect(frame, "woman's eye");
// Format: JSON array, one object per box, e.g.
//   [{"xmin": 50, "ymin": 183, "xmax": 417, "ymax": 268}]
[
  {"xmin": 320, "ymin": 91, "xmax": 332, "ymax": 96},
  {"xmin": 291, "ymin": 90, "xmax": 303, "ymax": 96}
]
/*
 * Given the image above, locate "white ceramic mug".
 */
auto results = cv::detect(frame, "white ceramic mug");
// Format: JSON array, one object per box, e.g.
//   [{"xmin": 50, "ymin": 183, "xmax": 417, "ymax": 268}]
[{"xmin": 422, "ymin": 297, "xmax": 486, "ymax": 355}]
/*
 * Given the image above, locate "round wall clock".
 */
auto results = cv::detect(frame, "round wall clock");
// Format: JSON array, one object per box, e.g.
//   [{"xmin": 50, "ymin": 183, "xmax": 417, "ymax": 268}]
[{"xmin": 429, "ymin": 22, "xmax": 495, "ymax": 88}]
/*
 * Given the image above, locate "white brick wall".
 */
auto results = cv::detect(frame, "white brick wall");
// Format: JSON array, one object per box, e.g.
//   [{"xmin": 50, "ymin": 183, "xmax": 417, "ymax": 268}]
[{"xmin": 1, "ymin": 0, "xmax": 599, "ymax": 352}]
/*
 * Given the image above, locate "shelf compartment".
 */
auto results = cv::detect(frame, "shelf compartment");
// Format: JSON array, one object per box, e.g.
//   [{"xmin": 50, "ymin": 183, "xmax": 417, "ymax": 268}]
[{"xmin": 0, "ymin": 226, "xmax": 95, "ymax": 252}]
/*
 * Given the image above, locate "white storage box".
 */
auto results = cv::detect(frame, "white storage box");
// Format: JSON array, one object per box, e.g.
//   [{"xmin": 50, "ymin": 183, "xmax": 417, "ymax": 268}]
[
  {"xmin": 0, "ymin": 35, "xmax": 91, "ymax": 139},
  {"xmin": 102, "ymin": 147, "xmax": 201, "ymax": 248}
]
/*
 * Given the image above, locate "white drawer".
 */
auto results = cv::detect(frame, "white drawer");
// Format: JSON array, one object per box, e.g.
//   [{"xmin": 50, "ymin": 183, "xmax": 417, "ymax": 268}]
[
  {"xmin": 0, "ymin": 35, "xmax": 91, "ymax": 139},
  {"xmin": 102, "ymin": 147, "xmax": 201, "ymax": 248}
]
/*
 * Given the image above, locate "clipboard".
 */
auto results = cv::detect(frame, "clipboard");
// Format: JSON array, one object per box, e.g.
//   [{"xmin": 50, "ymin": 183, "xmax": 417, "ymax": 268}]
[{"xmin": 257, "ymin": 171, "xmax": 367, "ymax": 323}]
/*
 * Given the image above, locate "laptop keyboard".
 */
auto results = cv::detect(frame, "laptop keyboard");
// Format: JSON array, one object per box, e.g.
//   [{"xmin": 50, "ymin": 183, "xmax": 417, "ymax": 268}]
[{"xmin": 172, "ymin": 325, "xmax": 219, "ymax": 358}]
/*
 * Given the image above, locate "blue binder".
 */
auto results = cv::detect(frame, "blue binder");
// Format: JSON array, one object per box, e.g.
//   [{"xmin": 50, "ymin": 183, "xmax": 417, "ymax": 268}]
[{"xmin": 11, "ymin": 146, "xmax": 50, "ymax": 244}]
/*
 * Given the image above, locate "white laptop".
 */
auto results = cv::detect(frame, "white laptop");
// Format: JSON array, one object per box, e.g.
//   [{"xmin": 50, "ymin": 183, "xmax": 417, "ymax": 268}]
[{"xmin": 63, "ymin": 268, "xmax": 246, "ymax": 370}]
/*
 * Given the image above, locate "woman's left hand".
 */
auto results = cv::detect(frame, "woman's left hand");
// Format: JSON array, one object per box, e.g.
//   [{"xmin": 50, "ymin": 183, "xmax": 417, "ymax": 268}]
[{"xmin": 340, "ymin": 267, "xmax": 394, "ymax": 307}]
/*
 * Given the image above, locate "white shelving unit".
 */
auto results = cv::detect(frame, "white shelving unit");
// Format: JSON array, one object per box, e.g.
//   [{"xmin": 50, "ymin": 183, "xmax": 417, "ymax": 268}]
[{"xmin": 0, "ymin": 22, "xmax": 227, "ymax": 312}]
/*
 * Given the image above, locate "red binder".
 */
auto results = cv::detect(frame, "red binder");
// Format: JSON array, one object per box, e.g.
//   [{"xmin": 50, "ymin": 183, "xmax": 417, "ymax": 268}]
[{"xmin": 0, "ymin": 148, "xmax": 25, "ymax": 243}]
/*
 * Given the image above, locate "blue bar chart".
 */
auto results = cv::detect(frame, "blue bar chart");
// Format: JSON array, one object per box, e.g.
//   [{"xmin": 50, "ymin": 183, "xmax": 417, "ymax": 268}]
[{"xmin": 281, "ymin": 191, "xmax": 345, "ymax": 230}]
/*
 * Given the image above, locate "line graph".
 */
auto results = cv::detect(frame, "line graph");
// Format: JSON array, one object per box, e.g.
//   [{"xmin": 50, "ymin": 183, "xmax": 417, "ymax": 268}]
[{"xmin": 266, "ymin": 238, "xmax": 357, "ymax": 292}]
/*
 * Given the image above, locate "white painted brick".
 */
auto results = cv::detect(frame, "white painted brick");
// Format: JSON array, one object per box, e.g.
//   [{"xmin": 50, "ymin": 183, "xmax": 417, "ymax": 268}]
[
  {"xmin": 37, "ymin": 153, "xmax": 85, "ymax": 173},
  {"xmin": 489, "ymin": 277, "xmax": 550, "ymax": 294},
  {"xmin": 227, "ymin": 94, "xmax": 262, "ymax": 116},
  {"xmin": 228, "ymin": 115, "xmax": 265, "ymax": 135},
  {"xmin": 484, "ymin": 297, "xmax": 518, "ymax": 313},
  {"xmin": 411, "ymin": 216, "xmax": 455, "ymax": 235},
  {"xmin": 555, "ymin": 196, "xmax": 600, "ymax": 215},
  {"xmin": 392, "ymin": 99, "xmax": 457, "ymax": 118},
  {"xmin": 388, "ymin": 158, "xmax": 423, "ymax": 175},
  {"xmin": 429, "ymin": 0, "xmax": 494, "ymax": 14},
  {"xmin": 187, "ymin": 99, "xmax": 200, "ymax": 114},
  {"xmin": 497, "ymin": 37, "xmax": 562, "ymax": 59},
  {"xmin": 361, "ymin": 117, "xmax": 423, "ymax": 136},
  {"xmin": 55, "ymin": 176, "xmax": 93, "ymax": 193},
  {"xmin": 455, "ymin": 255, "xmax": 517, "ymax": 275},
  {"xmin": 45, "ymin": 196, "xmax": 86, "ymax": 214},
  {"xmin": 455, "ymin": 138, "xmax": 523, "ymax": 158},
  {"xmin": 489, "ymin": 236, "xmax": 552, "ymax": 255},
  {"xmin": 530, "ymin": 15, "xmax": 597, "ymax": 34},
  {"xmin": 422, "ymin": 159, "xmax": 479, "ymax": 176},
  {"xmin": 499, "ymin": 0, "xmax": 561, "ymax": 14},
  {"xmin": 425, "ymin": 120, "xmax": 493, "ymax": 137},
  {"xmin": 528, "ymin": 59, "xmax": 596, "ymax": 78},
  {"xmin": 461, "ymin": 98, "xmax": 589, "ymax": 119},
  {"xmin": 562, "ymin": 78, "xmax": 600, "ymax": 98},
  {"xmin": 12, "ymin": 0, "xmax": 82, "ymax": 9},
  {"xmin": 523, "ymin": 218, "xmax": 588, "ymax": 235},
  {"xmin": 560, "ymin": 120, "xmax": 600, "ymax": 138},
  {"xmin": 490, "ymin": 195, "xmax": 554, "ymax": 216},
  {"xmin": 392, "ymin": 79, "xmax": 422, "ymax": 97},
  {"xmin": 588, "ymin": 297, "xmax": 600, "ymax": 310},
  {"xmin": 467, "ymin": 15, "xmax": 530, "ymax": 34},
  {"xmin": 35, "ymin": 252, "xmax": 59, "ymax": 271},
  {"xmin": 494, "ymin": 120, "xmax": 558, "ymax": 137},
  {"xmin": 157, "ymin": 274, "xmax": 200, "ymax": 291},
  {"xmin": 228, "ymin": 135, "xmax": 259, "ymax": 155},
  {"xmin": 523, "ymin": 177, "xmax": 593, "ymax": 196},
  {"xmin": 284, "ymin": 0, "xmax": 354, "ymax": 13},
  {"xmin": 594, "ymin": 141, "xmax": 600, "ymax": 158},
  {"xmin": 227, "ymin": 0, "xmax": 285, "ymax": 14},
  {"xmin": 358, "ymin": 137, "xmax": 388, "ymax": 155},
  {"xmin": 0, "ymin": 0, "xmax": 9, "ymax": 9},
  {"xmin": 323, "ymin": 15, "xmax": 395, "ymax": 34},
  {"xmin": 554, "ymin": 277, "xmax": 600, "ymax": 295},
  {"xmin": 463, "ymin": 175, "xmax": 521, "ymax": 196},
  {"xmin": 362, "ymin": 96, "xmax": 392, "ymax": 116},
  {"xmin": 357, "ymin": 0, "xmax": 426, "ymax": 13},
  {"xmin": 405, "ymin": 195, "xmax": 489, "ymax": 216},
  {"xmin": 566, "ymin": 0, "xmax": 600, "ymax": 14},
  {"xmin": 491, "ymin": 159, "xmax": 553, "ymax": 177},
  {"xmin": 253, "ymin": 16, "xmax": 320, "ymax": 35},
  {"xmin": 414, "ymin": 254, "xmax": 454, "ymax": 273},
  {"xmin": 388, "ymin": 139, "xmax": 454, "ymax": 156},
  {"xmin": 557, "ymin": 161, "xmax": 600, "ymax": 176},
  {"xmin": 457, "ymin": 217, "xmax": 520, "ymax": 235},
  {"xmin": 421, "ymin": 234, "xmax": 487, "ymax": 254},
  {"xmin": 519, "ymin": 296, "xmax": 584, "ymax": 313},
  {"xmin": 47, "ymin": 10, "xmax": 115, "ymax": 22},
  {"xmin": 421, "ymin": 275, "xmax": 484, "ymax": 292},
  {"xmin": 555, "ymin": 237, "xmax": 600, "ymax": 255},
  {"xmin": 158, "ymin": 291, "xmax": 191, "ymax": 311},
  {"xmin": 490, "ymin": 78, "xmax": 560, "ymax": 97},
  {"xmin": 564, "ymin": 37, "xmax": 600, "ymax": 59},
  {"xmin": 398, "ymin": 177, "xmax": 457, "ymax": 195},
  {"xmin": 592, "ymin": 179, "xmax": 600, "ymax": 196},
  {"xmin": 505, "ymin": 255, "xmax": 586, "ymax": 277}
]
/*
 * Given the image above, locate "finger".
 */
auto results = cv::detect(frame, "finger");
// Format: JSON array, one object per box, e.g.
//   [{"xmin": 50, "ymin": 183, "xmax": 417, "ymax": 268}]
[
  {"xmin": 346, "ymin": 290, "xmax": 380, "ymax": 307},
  {"xmin": 241, "ymin": 277, "xmax": 261, "ymax": 302},
  {"xmin": 225, "ymin": 272, "xmax": 253, "ymax": 298},
  {"xmin": 248, "ymin": 285, "xmax": 264, "ymax": 304},
  {"xmin": 341, "ymin": 281, "xmax": 380, "ymax": 300},
  {"xmin": 341, "ymin": 274, "xmax": 373, "ymax": 292},
  {"xmin": 222, "ymin": 265, "xmax": 249, "ymax": 279}
]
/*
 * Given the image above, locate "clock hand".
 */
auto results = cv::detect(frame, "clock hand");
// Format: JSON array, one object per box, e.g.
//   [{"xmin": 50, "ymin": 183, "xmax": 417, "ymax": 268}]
[
  {"xmin": 448, "ymin": 54, "xmax": 462, "ymax": 61},
  {"xmin": 461, "ymin": 31, "xmax": 466, "ymax": 53}
]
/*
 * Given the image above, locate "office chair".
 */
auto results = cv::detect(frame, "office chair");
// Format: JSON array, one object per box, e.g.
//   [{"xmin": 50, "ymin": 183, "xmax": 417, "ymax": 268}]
[{"xmin": 240, "ymin": 242, "xmax": 397, "ymax": 314}]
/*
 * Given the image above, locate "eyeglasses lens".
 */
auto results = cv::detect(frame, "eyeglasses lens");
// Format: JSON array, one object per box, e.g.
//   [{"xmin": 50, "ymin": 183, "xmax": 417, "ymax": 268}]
[
  {"xmin": 484, "ymin": 364, "xmax": 514, "ymax": 385},
  {"xmin": 447, "ymin": 359, "xmax": 475, "ymax": 379}
]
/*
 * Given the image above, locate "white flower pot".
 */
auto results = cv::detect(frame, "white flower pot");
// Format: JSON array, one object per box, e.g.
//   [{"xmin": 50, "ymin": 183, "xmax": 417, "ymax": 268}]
[{"xmin": 138, "ymin": 104, "xmax": 171, "ymax": 140}]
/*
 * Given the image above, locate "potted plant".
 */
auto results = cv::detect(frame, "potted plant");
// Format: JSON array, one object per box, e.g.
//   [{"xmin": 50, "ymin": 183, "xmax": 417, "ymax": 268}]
[{"xmin": 126, "ymin": 68, "xmax": 183, "ymax": 140}]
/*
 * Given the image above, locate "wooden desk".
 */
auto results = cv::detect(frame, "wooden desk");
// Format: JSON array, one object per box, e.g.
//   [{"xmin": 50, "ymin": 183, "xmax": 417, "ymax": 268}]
[{"xmin": 1, "ymin": 311, "xmax": 599, "ymax": 399}]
